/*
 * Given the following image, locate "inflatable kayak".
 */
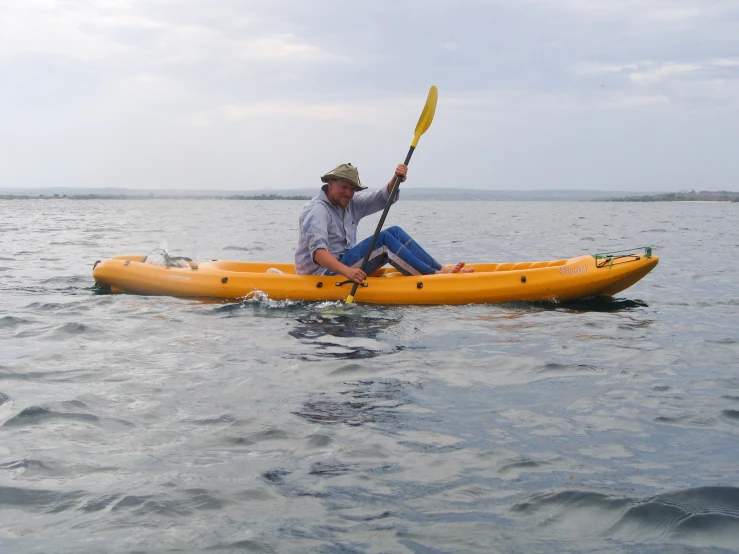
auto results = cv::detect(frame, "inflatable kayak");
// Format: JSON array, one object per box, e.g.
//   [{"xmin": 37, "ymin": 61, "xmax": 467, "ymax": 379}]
[{"xmin": 92, "ymin": 247, "xmax": 658, "ymax": 305}]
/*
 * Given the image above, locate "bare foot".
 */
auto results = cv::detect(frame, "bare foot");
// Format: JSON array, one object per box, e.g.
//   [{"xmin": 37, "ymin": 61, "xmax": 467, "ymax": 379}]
[{"xmin": 438, "ymin": 262, "xmax": 475, "ymax": 274}]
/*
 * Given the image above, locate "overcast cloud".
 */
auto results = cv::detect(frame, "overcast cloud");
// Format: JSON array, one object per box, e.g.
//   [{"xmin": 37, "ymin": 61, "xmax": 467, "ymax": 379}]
[{"xmin": 1, "ymin": 0, "xmax": 738, "ymax": 191}]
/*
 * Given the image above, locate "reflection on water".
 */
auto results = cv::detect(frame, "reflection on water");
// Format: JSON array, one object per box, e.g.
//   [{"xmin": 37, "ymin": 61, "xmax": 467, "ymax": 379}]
[
  {"xmin": 550, "ymin": 296, "xmax": 649, "ymax": 312},
  {"xmin": 290, "ymin": 313, "xmax": 400, "ymax": 340},
  {"xmin": 293, "ymin": 378, "xmax": 414, "ymax": 426},
  {"xmin": 290, "ymin": 314, "xmax": 399, "ymax": 339},
  {"xmin": 211, "ymin": 297, "xmax": 405, "ymax": 359},
  {"xmin": 289, "ymin": 310, "xmax": 403, "ymax": 360}
]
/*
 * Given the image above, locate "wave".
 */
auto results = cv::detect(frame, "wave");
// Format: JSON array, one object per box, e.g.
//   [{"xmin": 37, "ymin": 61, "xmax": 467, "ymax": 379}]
[
  {"xmin": 511, "ymin": 485, "xmax": 739, "ymax": 548},
  {"xmin": 3, "ymin": 405, "xmax": 133, "ymax": 430}
]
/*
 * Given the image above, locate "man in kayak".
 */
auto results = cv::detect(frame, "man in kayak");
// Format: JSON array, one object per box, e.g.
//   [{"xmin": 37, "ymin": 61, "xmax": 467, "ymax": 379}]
[{"xmin": 295, "ymin": 162, "xmax": 474, "ymax": 284}]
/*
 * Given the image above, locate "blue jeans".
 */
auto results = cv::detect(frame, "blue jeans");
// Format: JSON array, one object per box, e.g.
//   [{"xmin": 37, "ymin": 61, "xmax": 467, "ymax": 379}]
[{"xmin": 332, "ymin": 226, "xmax": 442, "ymax": 276}]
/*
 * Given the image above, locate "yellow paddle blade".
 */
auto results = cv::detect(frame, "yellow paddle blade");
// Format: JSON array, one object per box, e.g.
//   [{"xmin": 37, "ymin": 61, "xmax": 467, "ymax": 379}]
[{"xmin": 411, "ymin": 85, "xmax": 438, "ymax": 148}]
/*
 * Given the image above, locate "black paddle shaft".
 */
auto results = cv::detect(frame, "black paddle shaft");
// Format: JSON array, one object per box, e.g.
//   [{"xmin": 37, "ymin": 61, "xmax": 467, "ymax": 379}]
[{"xmin": 348, "ymin": 146, "xmax": 416, "ymax": 299}]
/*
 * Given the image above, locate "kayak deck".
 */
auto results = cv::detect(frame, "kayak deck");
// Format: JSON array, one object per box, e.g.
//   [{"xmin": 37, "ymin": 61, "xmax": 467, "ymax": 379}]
[{"xmin": 92, "ymin": 249, "xmax": 659, "ymax": 305}]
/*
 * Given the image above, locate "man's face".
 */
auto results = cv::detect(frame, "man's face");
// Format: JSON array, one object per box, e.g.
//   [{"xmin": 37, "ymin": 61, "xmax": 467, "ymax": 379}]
[{"xmin": 326, "ymin": 180, "xmax": 358, "ymax": 208}]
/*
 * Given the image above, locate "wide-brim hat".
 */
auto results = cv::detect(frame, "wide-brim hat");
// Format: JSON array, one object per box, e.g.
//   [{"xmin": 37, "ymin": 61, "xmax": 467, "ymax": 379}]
[{"xmin": 320, "ymin": 163, "xmax": 366, "ymax": 190}]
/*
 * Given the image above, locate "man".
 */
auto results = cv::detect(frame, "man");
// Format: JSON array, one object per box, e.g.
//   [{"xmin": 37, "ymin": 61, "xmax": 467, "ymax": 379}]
[{"xmin": 295, "ymin": 162, "xmax": 473, "ymax": 283}]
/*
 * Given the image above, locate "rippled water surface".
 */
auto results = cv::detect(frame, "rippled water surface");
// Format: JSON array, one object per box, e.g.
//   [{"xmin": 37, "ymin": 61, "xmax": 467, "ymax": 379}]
[{"xmin": 1, "ymin": 198, "xmax": 738, "ymax": 553}]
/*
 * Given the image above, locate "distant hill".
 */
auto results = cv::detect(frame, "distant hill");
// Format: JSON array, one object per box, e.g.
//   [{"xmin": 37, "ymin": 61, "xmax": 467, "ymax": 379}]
[
  {"xmin": 0, "ymin": 188, "xmax": 312, "ymax": 200},
  {"xmin": 399, "ymin": 189, "xmax": 642, "ymax": 201},
  {"xmin": 0, "ymin": 186, "xmax": 662, "ymax": 201},
  {"xmin": 607, "ymin": 190, "xmax": 739, "ymax": 202}
]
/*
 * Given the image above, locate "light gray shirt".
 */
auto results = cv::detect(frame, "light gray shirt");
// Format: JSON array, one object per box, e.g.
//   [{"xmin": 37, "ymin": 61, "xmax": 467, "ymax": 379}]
[{"xmin": 295, "ymin": 186, "xmax": 397, "ymax": 275}]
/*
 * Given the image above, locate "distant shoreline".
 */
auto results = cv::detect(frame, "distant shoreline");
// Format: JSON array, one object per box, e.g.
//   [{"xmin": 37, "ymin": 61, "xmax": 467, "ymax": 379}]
[
  {"xmin": 608, "ymin": 191, "xmax": 739, "ymax": 202},
  {"xmin": 0, "ymin": 193, "xmax": 313, "ymax": 201},
  {"xmin": 1, "ymin": 189, "xmax": 737, "ymax": 202},
  {"xmin": 2, "ymin": 195, "xmax": 737, "ymax": 203}
]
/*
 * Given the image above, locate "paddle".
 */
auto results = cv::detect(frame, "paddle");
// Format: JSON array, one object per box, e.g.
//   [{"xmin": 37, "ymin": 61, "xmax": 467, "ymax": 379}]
[{"xmin": 345, "ymin": 85, "xmax": 438, "ymax": 304}]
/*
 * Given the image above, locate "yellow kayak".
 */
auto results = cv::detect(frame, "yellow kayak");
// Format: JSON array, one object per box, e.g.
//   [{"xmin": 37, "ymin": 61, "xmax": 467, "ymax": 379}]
[{"xmin": 92, "ymin": 248, "xmax": 658, "ymax": 305}]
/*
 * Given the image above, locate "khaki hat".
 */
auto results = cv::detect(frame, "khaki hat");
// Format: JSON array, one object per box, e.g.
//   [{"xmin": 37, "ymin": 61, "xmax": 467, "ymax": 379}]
[{"xmin": 320, "ymin": 163, "xmax": 366, "ymax": 190}]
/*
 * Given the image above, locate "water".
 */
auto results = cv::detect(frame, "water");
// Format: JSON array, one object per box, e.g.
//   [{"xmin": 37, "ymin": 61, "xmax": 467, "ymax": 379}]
[{"xmin": 1, "ymin": 198, "xmax": 738, "ymax": 553}]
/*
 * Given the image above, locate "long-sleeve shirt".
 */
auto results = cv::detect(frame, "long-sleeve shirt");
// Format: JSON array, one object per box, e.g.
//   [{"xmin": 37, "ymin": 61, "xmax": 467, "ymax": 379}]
[{"xmin": 295, "ymin": 186, "xmax": 397, "ymax": 275}]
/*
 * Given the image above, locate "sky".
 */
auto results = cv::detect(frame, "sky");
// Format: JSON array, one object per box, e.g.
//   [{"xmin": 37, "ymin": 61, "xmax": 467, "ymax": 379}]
[{"xmin": 1, "ymin": 0, "xmax": 738, "ymax": 192}]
